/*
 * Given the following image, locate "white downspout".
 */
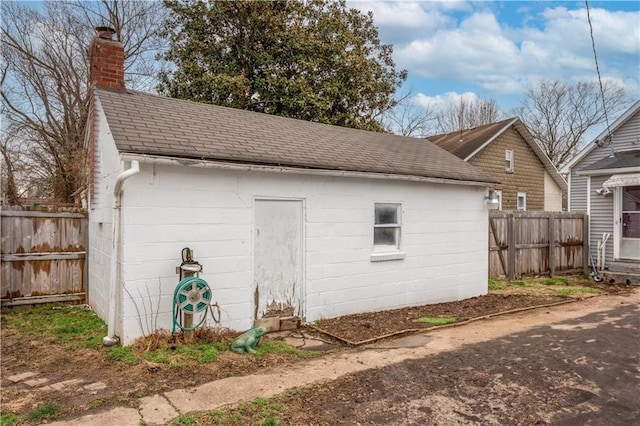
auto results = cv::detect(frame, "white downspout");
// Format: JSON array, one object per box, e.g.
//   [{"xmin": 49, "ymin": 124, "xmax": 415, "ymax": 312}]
[{"xmin": 103, "ymin": 160, "xmax": 140, "ymax": 346}]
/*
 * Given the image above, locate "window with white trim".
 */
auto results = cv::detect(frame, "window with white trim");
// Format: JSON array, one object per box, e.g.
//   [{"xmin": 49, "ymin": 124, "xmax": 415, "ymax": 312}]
[
  {"xmin": 372, "ymin": 203, "xmax": 405, "ymax": 261},
  {"xmin": 505, "ymin": 149, "xmax": 514, "ymax": 172},
  {"xmin": 517, "ymin": 192, "xmax": 527, "ymax": 211}
]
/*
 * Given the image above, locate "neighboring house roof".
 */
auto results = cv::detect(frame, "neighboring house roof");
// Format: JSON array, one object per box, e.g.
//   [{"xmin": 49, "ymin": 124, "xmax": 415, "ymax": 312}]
[
  {"xmin": 426, "ymin": 118, "xmax": 515, "ymax": 160},
  {"xmin": 96, "ymin": 88, "xmax": 498, "ymax": 185},
  {"xmin": 562, "ymin": 99, "xmax": 640, "ymax": 172},
  {"xmin": 427, "ymin": 117, "xmax": 567, "ymax": 191},
  {"xmin": 582, "ymin": 149, "xmax": 640, "ymax": 170},
  {"xmin": 577, "ymin": 149, "xmax": 640, "ymax": 175}
]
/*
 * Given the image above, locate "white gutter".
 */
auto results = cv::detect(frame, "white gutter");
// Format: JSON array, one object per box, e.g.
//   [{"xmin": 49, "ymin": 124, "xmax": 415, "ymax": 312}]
[
  {"xmin": 121, "ymin": 153, "xmax": 495, "ymax": 187},
  {"xmin": 103, "ymin": 159, "xmax": 140, "ymax": 346}
]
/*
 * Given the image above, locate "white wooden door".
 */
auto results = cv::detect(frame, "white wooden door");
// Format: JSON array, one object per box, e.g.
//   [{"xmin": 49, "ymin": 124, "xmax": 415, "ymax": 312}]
[
  {"xmin": 254, "ymin": 199, "xmax": 303, "ymax": 319},
  {"xmin": 620, "ymin": 185, "xmax": 640, "ymax": 260}
]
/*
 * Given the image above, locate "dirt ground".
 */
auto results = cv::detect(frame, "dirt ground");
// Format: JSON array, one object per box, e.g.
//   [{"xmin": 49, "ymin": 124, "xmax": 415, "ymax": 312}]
[
  {"xmin": 0, "ymin": 278, "xmax": 634, "ymax": 422},
  {"xmin": 269, "ymin": 301, "xmax": 640, "ymax": 425}
]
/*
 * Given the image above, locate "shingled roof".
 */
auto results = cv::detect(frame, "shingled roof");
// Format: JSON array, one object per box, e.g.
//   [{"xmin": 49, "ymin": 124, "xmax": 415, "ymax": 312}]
[
  {"xmin": 579, "ymin": 149, "xmax": 640, "ymax": 172},
  {"xmin": 426, "ymin": 118, "xmax": 516, "ymax": 160},
  {"xmin": 96, "ymin": 88, "xmax": 498, "ymax": 185},
  {"xmin": 427, "ymin": 117, "xmax": 567, "ymax": 191}
]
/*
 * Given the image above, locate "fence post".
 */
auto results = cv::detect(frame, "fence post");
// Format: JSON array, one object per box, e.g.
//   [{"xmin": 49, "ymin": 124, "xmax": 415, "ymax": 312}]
[
  {"xmin": 507, "ymin": 213, "xmax": 516, "ymax": 280},
  {"xmin": 548, "ymin": 213, "xmax": 556, "ymax": 277},
  {"xmin": 583, "ymin": 213, "xmax": 590, "ymax": 276}
]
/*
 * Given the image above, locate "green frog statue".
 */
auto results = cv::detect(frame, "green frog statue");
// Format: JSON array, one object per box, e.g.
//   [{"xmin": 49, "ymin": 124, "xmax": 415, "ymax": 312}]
[{"xmin": 231, "ymin": 327, "xmax": 267, "ymax": 354}]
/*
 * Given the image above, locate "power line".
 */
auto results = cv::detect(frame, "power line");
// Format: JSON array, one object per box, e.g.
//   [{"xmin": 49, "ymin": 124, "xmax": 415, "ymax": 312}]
[{"xmin": 585, "ymin": 0, "xmax": 614, "ymax": 155}]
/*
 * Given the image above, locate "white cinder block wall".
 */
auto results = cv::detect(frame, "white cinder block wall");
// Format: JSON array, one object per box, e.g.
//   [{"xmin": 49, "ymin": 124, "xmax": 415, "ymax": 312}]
[
  {"xmin": 87, "ymin": 98, "xmax": 125, "ymax": 336},
  {"xmin": 112, "ymin": 161, "xmax": 489, "ymax": 345}
]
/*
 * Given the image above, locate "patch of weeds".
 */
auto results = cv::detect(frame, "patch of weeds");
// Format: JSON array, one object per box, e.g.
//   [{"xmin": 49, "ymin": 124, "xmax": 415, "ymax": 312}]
[
  {"xmin": 206, "ymin": 397, "xmax": 282, "ymax": 425},
  {"xmin": 88, "ymin": 399, "xmax": 103, "ymax": 410},
  {"xmin": 172, "ymin": 414, "xmax": 199, "ymax": 426},
  {"xmin": 198, "ymin": 345, "xmax": 219, "ymax": 363},
  {"xmin": 542, "ymin": 277, "xmax": 569, "ymax": 286},
  {"xmin": 413, "ymin": 316, "xmax": 457, "ymax": 325},
  {"xmin": 511, "ymin": 280, "xmax": 527, "ymax": 286},
  {"xmin": 1, "ymin": 413, "xmax": 18, "ymax": 426},
  {"xmin": 145, "ymin": 350, "xmax": 170, "ymax": 364},
  {"xmin": 107, "ymin": 345, "xmax": 139, "ymax": 365},
  {"xmin": 3, "ymin": 305, "xmax": 105, "ymax": 349},
  {"xmin": 488, "ymin": 278, "xmax": 504, "ymax": 290},
  {"xmin": 252, "ymin": 397, "xmax": 282, "ymax": 423},
  {"xmin": 24, "ymin": 403, "xmax": 63, "ymax": 422},
  {"xmin": 174, "ymin": 345, "xmax": 199, "ymax": 357},
  {"xmin": 208, "ymin": 409, "xmax": 243, "ymax": 424},
  {"xmin": 553, "ymin": 287, "xmax": 601, "ymax": 296},
  {"xmin": 165, "ymin": 343, "xmax": 221, "ymax": 367}
]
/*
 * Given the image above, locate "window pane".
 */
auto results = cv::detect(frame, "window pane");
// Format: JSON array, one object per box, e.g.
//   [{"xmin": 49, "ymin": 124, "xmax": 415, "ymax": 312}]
[
  {"xmin": 375, "ymin": 205, "xmax": 398, "ymax": 224},
  {"xmin": 374, "ymin": 227, "xmax": 397, "ymax": 246},
  {"xmin": 623, "ymin": 213, "xmax": 640, "ymax": 238},
  {"xmin": 623, "ymin": 186, "xmax": 640, "ymax": 211},
  {"xmin": 517, "ymin": 193, "xmax": 526, "ymax": 210},
  {"xmin": 505, "ymin": 150, "xmax": 513, "ymax": 171}
]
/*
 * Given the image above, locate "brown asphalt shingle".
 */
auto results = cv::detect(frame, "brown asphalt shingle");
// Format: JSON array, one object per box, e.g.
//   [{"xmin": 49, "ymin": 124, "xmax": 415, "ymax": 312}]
[
  {"xmin": 426, "ymin": 118, "xmax": 515, "ymax": 160},
  {"xmin": 96, "ymin": 88, "xmax": 498, "ymax": 185}
]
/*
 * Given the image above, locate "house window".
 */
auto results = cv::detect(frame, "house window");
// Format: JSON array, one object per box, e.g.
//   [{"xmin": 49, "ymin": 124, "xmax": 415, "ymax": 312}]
[
  {"xmin": 372, "ymin": 203, "xmax": 405, "ymax": 261},
  {"xmin": 517, "ymin": 192, "xmax": 527, "ymax": 211},
  {"xmin": 505, "ymin": 149, "xmax": 514, "ymax": 172}
]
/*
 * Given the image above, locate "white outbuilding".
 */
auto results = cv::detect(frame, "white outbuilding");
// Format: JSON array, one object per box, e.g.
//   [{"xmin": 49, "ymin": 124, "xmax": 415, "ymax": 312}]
[{"xmin": 86, "ymin": 28, "xmax": 498, "ymax": 345}]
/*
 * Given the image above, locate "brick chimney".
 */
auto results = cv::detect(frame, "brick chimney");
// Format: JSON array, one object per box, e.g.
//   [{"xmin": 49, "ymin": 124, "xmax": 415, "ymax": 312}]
[{"xmin": 90, "ymin": 26, "xmax": 125, "ymax": 90}]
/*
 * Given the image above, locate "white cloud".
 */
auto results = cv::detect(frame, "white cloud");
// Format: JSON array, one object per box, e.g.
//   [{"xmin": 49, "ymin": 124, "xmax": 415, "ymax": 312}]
[
  {"xmin": 411, "ymin": 91, "xmax": 481, "ymax": 110},
  {"xmin": 363, "ymin": 2, "xmax": 639, "ymax": 97},
  {"xmin": 396, "ymin": 12, "xmax": 522, "ymax": 90}
]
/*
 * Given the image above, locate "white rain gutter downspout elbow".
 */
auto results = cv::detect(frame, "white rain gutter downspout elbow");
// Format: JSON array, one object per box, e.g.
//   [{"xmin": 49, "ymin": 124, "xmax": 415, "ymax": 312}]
[{"xmin": 103, "ymin": 160, "xmax": 140, "ymax": 346}]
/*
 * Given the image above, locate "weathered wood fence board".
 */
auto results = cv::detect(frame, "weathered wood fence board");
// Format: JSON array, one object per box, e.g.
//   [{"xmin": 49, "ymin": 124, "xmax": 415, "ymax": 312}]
[
  {"xmin": 489, "ymin": 211, "xmax": 588, "ymax": 279},
  {"xmin": 1, "ymin": 206, "xmax": 87, "ymax": 306}
]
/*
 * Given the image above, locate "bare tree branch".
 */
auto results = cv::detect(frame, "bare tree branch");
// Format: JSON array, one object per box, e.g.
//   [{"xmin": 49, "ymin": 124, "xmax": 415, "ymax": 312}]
[
  {"xmin": 435, "ymin": 97, "xmax": 504, "ymax": 134},
  {"xmin": 0, "ymin": 0, "xmax": 168, "ymax": 203},
  {"xmin": 514, "ymin": 79, "xmax": 629, "ymax": 168}
]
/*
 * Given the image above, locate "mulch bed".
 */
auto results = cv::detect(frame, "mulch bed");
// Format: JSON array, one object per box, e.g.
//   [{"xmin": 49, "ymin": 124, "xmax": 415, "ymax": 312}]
[{"xmin": 309, "ymin": 294, "xmax": 571, "ymax": 345}]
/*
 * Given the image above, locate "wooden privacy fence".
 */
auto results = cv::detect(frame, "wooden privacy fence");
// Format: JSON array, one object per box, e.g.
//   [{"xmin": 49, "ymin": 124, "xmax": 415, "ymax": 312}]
[
  {"xmin": 489, "ymin": 211, "xmax": 589, "ymax": 279},
  {"xmin": 1, "ymin": 206, "xmax": 87, "ymax": 307}
]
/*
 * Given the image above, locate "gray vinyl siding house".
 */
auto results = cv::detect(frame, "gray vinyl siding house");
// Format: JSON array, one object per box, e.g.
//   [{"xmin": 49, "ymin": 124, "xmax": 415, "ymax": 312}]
[{"xmin": 563, "ymin": 100, "xmax": 640, "ymax": 280}]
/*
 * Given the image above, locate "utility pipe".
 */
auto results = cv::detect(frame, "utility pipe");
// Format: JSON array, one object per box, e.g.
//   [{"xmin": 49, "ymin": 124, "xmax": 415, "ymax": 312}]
[{"xmin": 103, "ymin": 160, "xmax": 140, "ymax": 346}]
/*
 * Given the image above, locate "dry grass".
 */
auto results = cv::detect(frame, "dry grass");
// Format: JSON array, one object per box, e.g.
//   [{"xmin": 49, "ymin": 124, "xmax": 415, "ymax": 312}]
[{"xmin": 131, "ymin": 327, "xmax": 239, "ymax": 352}]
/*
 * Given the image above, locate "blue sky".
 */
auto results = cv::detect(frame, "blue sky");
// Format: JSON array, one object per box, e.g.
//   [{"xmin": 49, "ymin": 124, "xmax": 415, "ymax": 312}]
[
  {"xmin": 350, "ymin": 0, "xmax": 640, "ymax": 113},
  {"xmin": 19, "ymin": 0, "xmax": 640, "ymax": 118}
]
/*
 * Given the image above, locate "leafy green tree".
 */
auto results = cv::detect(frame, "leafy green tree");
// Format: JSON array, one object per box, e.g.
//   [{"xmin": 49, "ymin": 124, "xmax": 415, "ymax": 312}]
[{"xmin": 159, "ymin": 0, "xmax": 406, "ymax": 131}]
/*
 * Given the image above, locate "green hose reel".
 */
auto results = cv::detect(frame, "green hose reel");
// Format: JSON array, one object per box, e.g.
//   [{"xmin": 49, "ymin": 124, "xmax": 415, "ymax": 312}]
[{"xmin": 172, "ymin": 276, "xmax": 218, "ymax": 333}]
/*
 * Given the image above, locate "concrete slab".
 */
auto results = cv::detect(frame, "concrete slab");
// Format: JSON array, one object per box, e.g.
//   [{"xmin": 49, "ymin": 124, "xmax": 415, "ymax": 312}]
[
  {"xmin": 48, "ymin": 406, "xmax": 140, "ymax": 426},
  {"xmin": 140, "ymin": 394, "xmax": 179, "ymax": 425},
  {"xmin": 83, "ymin": 382, "xmax": 107, "ymax": 391},
  {"xmin": 24, "ymin": 378, "xmax": 49, "ymax": 387},
  {"xmin": 6, "ymin": 372, "xmax": 38, "ymax": 383},
  {"xmin": 50, "ymin": 379, "xmax": 84, "ymax": 391}
]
